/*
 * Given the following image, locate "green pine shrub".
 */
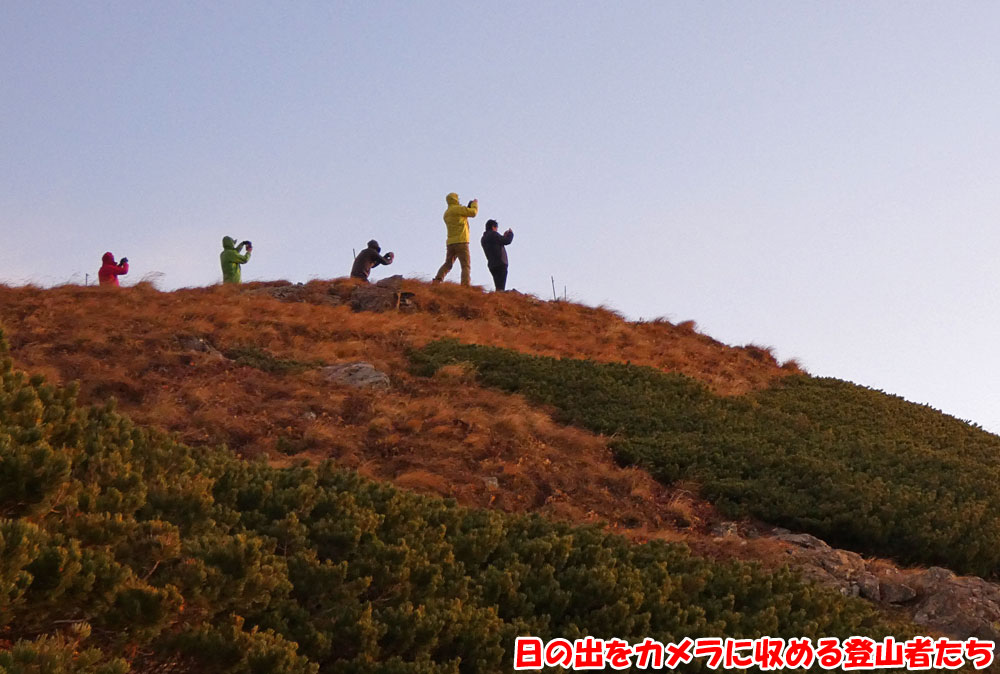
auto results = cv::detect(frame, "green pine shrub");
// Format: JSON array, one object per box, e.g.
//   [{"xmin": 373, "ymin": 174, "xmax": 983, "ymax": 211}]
[
  {"xmin": 0, "ymin": 328, "xmax": 919, "ymax": 672},
  {"xmin": 413, "ymin": 339, "xmax": 1000, "ymax": 578}
]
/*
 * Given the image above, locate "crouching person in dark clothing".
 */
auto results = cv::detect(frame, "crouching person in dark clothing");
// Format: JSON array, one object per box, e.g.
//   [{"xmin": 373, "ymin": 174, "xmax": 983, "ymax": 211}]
[
  {"xmin": 351, "ymin": 240, "xmax": 394, "ymax": 282},
  {"xmin": 480, "ymin": 219, "xmax": 513, "ymax": 291}
]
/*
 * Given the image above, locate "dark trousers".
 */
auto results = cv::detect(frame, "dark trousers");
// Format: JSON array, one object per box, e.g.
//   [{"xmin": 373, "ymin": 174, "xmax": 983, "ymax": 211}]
[{"xmin": 489, "ymin": 264, "xmax": 508, "ymax": 291}]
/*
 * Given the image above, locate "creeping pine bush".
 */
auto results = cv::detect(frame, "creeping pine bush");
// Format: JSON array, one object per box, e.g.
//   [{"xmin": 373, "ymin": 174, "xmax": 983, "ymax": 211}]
[
  {"xmin": 1, "ymin": 328, "xmax": 913, "ymax": 673},
  {"xmin": 414, "ymin": 339, "xmax": 1000, "ymax": 578},
  {"xmin": 223, "ymin": 345, "xmax": 322, "ymax": 374}
]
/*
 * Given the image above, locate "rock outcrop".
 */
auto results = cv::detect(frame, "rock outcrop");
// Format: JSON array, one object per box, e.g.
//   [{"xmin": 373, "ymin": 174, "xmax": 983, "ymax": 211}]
[
  {"xmin": 753, "ymin": 527, "xmax": 1000, "ymax": 641},
  {"xmin": 350, "ymin": 276, "xmax": 415, "ymax": 312},
  {"xmin": 321, "ymin": 362, "xmax": 390, "ymax": 390},
  {"xmin": 245, "ymin": 283, "xmax": 343, "ymax": 305},
  {"xmin": 909, "ymin": 567, "xmax": 1000, "ymax": 641},
  {"xmin": 176, "ymin": 335, "xmax": 226, "ymax": 360}
]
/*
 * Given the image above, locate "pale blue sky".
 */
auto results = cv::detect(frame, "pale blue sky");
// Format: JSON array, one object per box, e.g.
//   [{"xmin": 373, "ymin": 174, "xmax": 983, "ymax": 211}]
[{"xmin": 3, "ymin": 2, "xmax": 1000, "ymax": 430}]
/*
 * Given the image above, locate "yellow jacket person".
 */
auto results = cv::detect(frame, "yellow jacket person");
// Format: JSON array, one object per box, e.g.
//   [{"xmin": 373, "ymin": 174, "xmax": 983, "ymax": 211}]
[{"xmin": 434, "ymin": 192, "xmax": 478, "ymax": 285}]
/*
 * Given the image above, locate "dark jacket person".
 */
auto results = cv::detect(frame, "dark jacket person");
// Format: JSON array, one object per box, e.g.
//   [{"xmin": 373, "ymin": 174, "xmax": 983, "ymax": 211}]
[
  {"xmin": 351, "ymin": 240, "xmax": 394, "ymax": 281},
  {"xmin": 480, "ymin": 219, "xmax": 514, "ymax": 291}
]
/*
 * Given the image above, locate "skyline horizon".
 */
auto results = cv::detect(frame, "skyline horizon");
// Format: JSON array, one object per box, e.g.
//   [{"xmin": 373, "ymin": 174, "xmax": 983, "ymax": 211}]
[
  {"xmin": 1, "ymin": 266, "xmax": 992, "ymax": 435},
  {"xmin": 3, "ymin": 2, "xmax": 999, "ymax": 433}
]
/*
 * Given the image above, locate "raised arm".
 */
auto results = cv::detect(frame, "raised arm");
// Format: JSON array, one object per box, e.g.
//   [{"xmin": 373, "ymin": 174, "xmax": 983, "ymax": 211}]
[
  {"xmin": 456, "ymin": 200, "xmax": 478, "ymax": 217},
  {"xmin": 225, "ymin": 249, "xmax": 251, "ymax": 264}
]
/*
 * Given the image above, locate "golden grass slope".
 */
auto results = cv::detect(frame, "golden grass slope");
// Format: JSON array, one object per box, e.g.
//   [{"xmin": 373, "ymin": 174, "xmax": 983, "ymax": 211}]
[{"xmin": 0, "ymin": 279, "xmax": 795, "ymax": 539}]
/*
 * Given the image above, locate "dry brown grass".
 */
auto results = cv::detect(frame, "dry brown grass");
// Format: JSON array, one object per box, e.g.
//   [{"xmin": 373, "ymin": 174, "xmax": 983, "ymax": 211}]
[
  {"xmin": 0, "ymin": 279, "xmax": 797, "ymax": 540},
  {"xmin": 0, "ymin": 284, "xmax": 927, "ymax": 635}
]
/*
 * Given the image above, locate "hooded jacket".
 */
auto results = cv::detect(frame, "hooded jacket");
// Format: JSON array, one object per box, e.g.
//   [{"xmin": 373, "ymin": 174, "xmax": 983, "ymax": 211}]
[
  {"xmin": 98, "ymin": 252, "xmax": 129, "ymax": 287},
  {"xmin": 351, "ymin": 242, "xmax": 393, "ymax": 281},
  {"xmin": 443, "ymin": 193, "xmax": 478, "ymax": 245},
  {"xmin": 481, "ymin": 228, "xmax": 514, "ymax": 268},
  {"xmin": 220, "ymin": 236, "xmax": 251, "ymax": 284}
]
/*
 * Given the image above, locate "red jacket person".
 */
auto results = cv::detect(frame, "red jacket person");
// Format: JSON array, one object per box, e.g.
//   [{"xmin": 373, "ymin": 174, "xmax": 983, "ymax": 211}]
[{"xmin": 98, "ymin": 252, "xmax": 129, "ymax": 287}]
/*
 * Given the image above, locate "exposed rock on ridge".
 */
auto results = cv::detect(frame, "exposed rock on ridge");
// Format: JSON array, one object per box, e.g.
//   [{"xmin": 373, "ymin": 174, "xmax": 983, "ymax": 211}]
[{"xmin": 720, "ymin": 525, "xmax": 1000, "ymax": 642}]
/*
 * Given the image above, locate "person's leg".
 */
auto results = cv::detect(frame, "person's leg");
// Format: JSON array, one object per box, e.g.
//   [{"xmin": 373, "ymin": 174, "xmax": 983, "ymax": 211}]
[
  {"xmin": 458, "ymin": 243, "xmax": 471, "ymax": 286},
  {"xmin": 488, "ymin": 265, "xmax": 506, "ymax": 291},
  {"xmin": 434, "ymin": 244, "xmax": 458, "ymax": 281}
]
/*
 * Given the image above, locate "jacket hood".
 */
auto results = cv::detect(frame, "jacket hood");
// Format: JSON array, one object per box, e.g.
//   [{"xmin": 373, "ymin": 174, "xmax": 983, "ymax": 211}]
[
  {"xmin": 222, "ymin": 236, "xmax": 237, "ymax": 250},
  {"xmin": 446, "ymin": 193, "xmax": 459, "ymax": 206},
  {"xmin": 102, "ymin": 252, "xmax": 115, "ymax": 265}
]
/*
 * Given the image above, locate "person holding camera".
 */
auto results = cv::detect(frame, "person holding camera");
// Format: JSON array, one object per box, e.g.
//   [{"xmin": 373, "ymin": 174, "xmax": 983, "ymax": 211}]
[
  {"xmin": 480, "ymin": 219, "xmax": 514, "ymax": 291},
  {"xmin": 220, "ymin": 236, "xmax": 252, "ymax": 284},
  {"xmin": 98, "ymin": 252, "xmax": 129, "ymax": 287},
  {"xmin": 351, "ymin": 239, "xmax": 395, "ymax": 281},
  {"xmin": 433, "ymin": 192, "xmax": 478, "ymax": 286}
]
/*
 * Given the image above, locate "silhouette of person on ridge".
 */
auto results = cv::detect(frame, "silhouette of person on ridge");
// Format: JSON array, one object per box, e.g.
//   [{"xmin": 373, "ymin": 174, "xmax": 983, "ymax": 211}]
[
  {"xmin": 98, "ymin": 252, "xmax": 129, "ymax": 287},
  {"xmin": 220, "ymin": 236, "xmax": 252, "ymax": 284},
  {"xmin": 433, "ymin": 192, "xmax": 477, "ymax": 286},
  {"xmin": 480, "ymin": 219, "xmax": 513, "ymax": 291},
  {"xmin": 351, "ymin": 240, "xmax": 395, "ymax": 282}
]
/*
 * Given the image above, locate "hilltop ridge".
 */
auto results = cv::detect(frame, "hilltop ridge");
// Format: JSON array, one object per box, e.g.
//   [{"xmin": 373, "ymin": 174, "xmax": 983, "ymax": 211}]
[
  {"xmin": 0, "ymin": 279, "xmax": 796, "ymax": 534},
  {"xmin": 7, "ymin": 278, "xmax": 1000, "ymax": 669}
]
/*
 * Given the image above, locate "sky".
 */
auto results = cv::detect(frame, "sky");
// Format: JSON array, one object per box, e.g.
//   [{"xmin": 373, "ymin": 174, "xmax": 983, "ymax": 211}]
[{"xmin": 2, "ymin": 2, "xmax": 1000, "ymax": 431}]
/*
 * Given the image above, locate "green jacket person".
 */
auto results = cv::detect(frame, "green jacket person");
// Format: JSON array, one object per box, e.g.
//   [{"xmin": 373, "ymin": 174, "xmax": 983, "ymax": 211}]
[{"xmin": 220, "ymin": 236, "xmax": 252, "ymax": 284}]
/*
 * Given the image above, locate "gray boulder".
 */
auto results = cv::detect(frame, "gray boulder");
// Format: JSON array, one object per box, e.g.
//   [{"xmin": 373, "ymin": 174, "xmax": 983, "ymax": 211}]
[
  {"xmin": 321, "ymin": 362, "xmax": 390, "ymax": 390},
  {"xmin": 350, "ymin": 275, "xmax": 415, "ymax": 312},
  {"xmin": 773, "ymin": 532, "xmax": 830, "ymax": 550},
  {"xmin": 772, "ymin": 528, "xmax": 1000, "ymax": 643},
  {"xmin": 246, "ymin": 283, "xmax": 343, "ymax": 306},
  {"xmin": 909, "ymin": 568, "xmax": 1000, "ymax": 641},
  {"xmin": 177, "ymin": 335, "xmax": 226, "ymax": 361},
  {"xmin": 879, "ymin": 578, "xmax": 917, "ymax": 604},
  {"xmin": 856, "ymin": 572, "xmax": 881, "ymax": 601}
]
